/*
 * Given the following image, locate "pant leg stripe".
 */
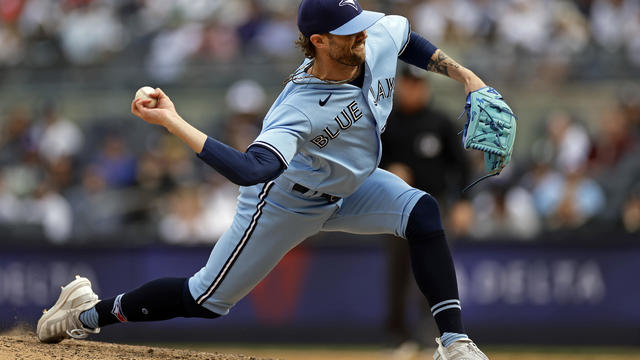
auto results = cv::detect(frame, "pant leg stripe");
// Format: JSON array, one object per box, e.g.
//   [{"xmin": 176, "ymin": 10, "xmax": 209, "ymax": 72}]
[
  {"xmin": 196, "ymin": 181, "xmax": 274, "ymax": 305},
  {"xmin": 432, "ymin": 304, "xmax": 462, "ymax": 317},
  {"xmin": 430, "ymin": 299, "xmax": 460, "ymax": 313}
]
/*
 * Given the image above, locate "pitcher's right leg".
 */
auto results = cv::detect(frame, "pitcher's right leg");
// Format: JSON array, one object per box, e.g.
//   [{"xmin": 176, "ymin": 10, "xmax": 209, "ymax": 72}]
[
  {"xmin": 38, "ymin": 180, "xmax": 336, "ymax": 343},
  {"xmin": 189, "ymin": 180, "xmax": 337, "ymax": 315}
]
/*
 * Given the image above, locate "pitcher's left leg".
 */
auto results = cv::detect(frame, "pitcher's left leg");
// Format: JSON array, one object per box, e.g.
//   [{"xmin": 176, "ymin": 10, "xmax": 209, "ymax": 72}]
[
  {"xmin": 405, "ymin": 195, "xmax": 488, "ymax": 358},
  {"xmin": 323, "ymin": 168, "xmax": 487, "ymax": 359}
]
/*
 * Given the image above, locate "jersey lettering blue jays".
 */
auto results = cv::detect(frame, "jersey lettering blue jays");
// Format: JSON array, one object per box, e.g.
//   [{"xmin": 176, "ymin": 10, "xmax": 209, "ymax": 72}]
[{"xmin": 252, "ymin": 15, "xmax": 411, "ymax": 197}]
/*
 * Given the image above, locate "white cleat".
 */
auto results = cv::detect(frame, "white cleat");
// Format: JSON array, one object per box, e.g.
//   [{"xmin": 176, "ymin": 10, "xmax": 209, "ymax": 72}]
[
  {"xmin": 36, "ymin": 276, "xmax": 101, "ymax": 343},
  {"xmin": 433, "ymin": 337, "xmax": 489, "ymax": 360}
]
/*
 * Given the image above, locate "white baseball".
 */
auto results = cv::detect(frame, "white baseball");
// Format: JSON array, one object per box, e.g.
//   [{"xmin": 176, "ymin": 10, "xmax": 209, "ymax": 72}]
[{"xmin": 135, "ymin": 86, "xmax": 158, "ymax": 108}]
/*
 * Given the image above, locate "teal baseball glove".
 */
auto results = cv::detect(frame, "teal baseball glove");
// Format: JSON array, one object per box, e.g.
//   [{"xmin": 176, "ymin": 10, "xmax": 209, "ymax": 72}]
[{"xmin": 461, "ymin": 87, "xmax": 517, "ymax": 191}]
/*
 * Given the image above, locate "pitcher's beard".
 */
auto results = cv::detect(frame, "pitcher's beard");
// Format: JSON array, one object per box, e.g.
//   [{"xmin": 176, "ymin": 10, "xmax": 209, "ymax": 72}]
[
  {"xmin": 330, "ymin": 44, "xmax": 365, "ymax": 67},
  {"xmin": 336, "ymin": 53, "xmax": 364, "ymax": 66}
]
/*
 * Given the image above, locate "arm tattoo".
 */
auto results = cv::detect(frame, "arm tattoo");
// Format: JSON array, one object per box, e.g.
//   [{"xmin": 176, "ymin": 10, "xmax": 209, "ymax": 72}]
[{"xmin": 426, "ymin": 50, "xmax": 461, "ymax": 77}]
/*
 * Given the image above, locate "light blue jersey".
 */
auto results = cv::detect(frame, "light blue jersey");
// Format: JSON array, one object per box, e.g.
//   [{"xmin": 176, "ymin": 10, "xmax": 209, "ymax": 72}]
[
  {"xmin": 189, "ymin": 15, "xmax": 426, "ymax": 315},
  {"xmin": 253, "ymin": 15, "xmax": 410, "ymax": 197}
]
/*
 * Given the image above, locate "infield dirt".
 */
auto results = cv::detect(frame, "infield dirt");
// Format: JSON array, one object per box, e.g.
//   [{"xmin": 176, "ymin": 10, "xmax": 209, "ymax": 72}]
[
  {"xmin": 0, "ymin": 329, "xmax": 271, "ymax": 360},
  {"xmin": 3, "ymin": 327, "xmax": 640, "ymax": 360}
]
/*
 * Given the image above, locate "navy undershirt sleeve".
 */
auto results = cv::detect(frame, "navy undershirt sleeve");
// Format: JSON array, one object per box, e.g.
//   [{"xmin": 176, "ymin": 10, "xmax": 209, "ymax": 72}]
[
  {"xmin": 197, "ymin": 136, "xmax": 285, "ymax": 186},
  {"xmin": 398, "ymin": 31, "xmax": 438, "ymax": 70}
]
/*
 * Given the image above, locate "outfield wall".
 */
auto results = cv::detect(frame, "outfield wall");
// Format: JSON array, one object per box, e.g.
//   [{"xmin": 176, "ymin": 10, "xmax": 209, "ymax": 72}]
[{"xmin": 1, "ymin": 236, "xmax": 638, "ymax": 345}]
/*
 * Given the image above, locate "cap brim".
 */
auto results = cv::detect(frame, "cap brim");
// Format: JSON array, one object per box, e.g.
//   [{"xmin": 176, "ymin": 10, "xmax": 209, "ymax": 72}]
[{"xmin": 329, "ymin": 10, "xmax": 385, "ymax": 35}]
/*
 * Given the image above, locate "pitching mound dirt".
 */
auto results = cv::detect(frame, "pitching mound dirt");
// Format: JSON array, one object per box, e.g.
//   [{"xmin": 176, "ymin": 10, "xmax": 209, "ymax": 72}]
[{"xmin": 0, "ymin": 329, "xmax": 272, "ymax": 360}]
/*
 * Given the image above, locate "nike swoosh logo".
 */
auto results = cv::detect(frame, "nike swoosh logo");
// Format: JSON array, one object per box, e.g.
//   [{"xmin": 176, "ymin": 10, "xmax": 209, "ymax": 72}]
[{"xmin": 319, "ymin": 93, "xmax": 332, "ymax": 106}]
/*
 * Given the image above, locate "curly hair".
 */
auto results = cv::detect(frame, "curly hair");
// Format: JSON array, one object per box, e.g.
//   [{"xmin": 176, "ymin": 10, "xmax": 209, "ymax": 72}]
[{"xmin": 295, "ymin": 33, "xmax": 316, "ymax": 58}]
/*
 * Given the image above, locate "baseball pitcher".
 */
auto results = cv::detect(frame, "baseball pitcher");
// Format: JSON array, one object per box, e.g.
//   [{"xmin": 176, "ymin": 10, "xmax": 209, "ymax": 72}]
[{"xmin": 37, "ymin": 1, "xmax": 517, "ymax": 359}]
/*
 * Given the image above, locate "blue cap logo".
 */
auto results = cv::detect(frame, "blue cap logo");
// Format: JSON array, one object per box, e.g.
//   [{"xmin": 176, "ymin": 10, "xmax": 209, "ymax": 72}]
[{"xmin": 339, "ymin": 0, "xmax": 358, "ymax": 10}]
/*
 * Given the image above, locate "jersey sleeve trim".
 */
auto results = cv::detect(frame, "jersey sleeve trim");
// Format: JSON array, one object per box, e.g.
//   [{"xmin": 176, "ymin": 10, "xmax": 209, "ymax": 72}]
[
  {"xmin": 250, "ymin": 140, "xmax": 289, "ymax": 168},
  {"xmin": 398, "ymin": 21, "xmax": 412, "ymax": 56},
  {"xmin": 379, "ymin": 16, "xmax": 411, "ymax": 55}
]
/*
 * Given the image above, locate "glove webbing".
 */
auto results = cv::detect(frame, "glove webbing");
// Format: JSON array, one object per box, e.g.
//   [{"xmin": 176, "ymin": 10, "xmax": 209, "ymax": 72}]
[{"xmin": 466, "ymin": 104, "xmax": 514, "ymax": 155}]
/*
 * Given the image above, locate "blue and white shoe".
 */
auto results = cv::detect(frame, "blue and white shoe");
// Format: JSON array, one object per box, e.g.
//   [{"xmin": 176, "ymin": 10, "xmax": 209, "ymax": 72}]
[{"xmin": 37, "ymin": 275, "xmax": 100, "ymax": 343}]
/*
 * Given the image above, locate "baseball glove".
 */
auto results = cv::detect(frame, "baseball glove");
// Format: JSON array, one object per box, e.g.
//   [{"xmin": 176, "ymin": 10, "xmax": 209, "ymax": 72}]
[{"xmin": 461, "ymin": 87, "xmax": 517, "ymax": 192}]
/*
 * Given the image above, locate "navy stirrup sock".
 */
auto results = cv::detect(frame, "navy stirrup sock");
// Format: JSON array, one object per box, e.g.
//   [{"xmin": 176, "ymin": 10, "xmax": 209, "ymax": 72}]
[
  {"xmin": 81, "ymin": 277, "xmax": 219, "ymax": 328},
  {"xmin": 405, "ymin": 194, "xmax": 465, "ymax": 336}
]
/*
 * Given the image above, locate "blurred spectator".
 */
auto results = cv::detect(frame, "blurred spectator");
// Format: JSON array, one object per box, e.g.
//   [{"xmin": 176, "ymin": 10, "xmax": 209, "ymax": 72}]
[
  {"xmin": 0, "ymin": 172, "xmax": 73, "ymax": 243},
  {"xmin": 1, "ymin": 146, "xmax": 42, "ymax": 199},
  {"xmin": 255, "ymin": 10, "xmax": 298, "ymax": 59},
  {"xmin": 447, "ymin": 0, "xmax": 497, "ymax": 40},
  {"xmin": 541, "ymin": 110, "xmax": 592, "ymax": 174},
  {"xmin": 0, "ymin": 23, "xmax": 25, "ymax": 65},
  {"xmin": 67, "ymin": 166, "xmax": 114, "ymax": 237},
  {"xmin": 146, "ymin": 20, "xmax": 204, "ymax": 83},
  {"xmin": 200, "ymin": 177, "xmax": 239, "ymax": 241},
  {"xmin": 236, "ymin": 0, "xmax": 266, "ymax": 52},
  {"xmin": 157, "ymin": 134, "xmax": 199, "ymax": 186},
  {"xmin": 0, "ymin": 107, "xmax": 35, "ymax": 166},
  {"xmin": 531, "ymin": 164, "xmax": 605, "ymax": 229},
  {"xmin": 411, "ymin": 0, "xmax": 449, "ymax": 44},
  {"xmin": 618, "ymin": 84, "xmax": 640, "ymax": 132},
  {"xmin": 589, "ymin": 0, "xmax": 639, "ymax": 52},
  {"xmin": 495, "ymin": 0, "xmax": 550, "ymax": 55},
  {"xmin": 47, "ymin": 155, "xmax": 75, "ymax": 192},
  {"xmin": 58, "ymin": 1, "xmax": 126, "ymax": 65},
  {"xmin": 622, "ymin": 184, "xmax": 640, "ymax": 233},
  {"xmin": 541, "ymin": 0, "xmax": 590, "ymax": 82},
  {"xmin": 470, "ymin": 184, "xmax": 541, "ymax": 240},
  {"xmin": 589, "ymin": 105, "xmax": 636, "ymax": 173},
  {"xmin": 158, "ymin": 185, "xmax": 219, "ymax": 244},
  {"xmin": 27, "ymin": 180, "xmax": 73, "ymax": 243},
  {"xmin": 136, "ymin": 150, "xmax": 173, "ymax": 193},
  {"xmin": 18, "ymin": 0, "xmax": 61, "ymax": 38},
  {"xmin": 0, "ymin": 173, "xmax": 20, "ymax": 224},
  {"xmin": 0, "ymin": 0, "xmax": 26, "ymax": 24},
  {"xmin": 32, "ymin": 103, "xmax": 84, "ymax": 164},
  {"xmin": 200, "ymin": 20, "xmax": 241, "ymax": 63},
  {"xmin": 223, "ymin": 79, "xmax": 264, "ymax": 151},
  {"xmin": 582, "ymin": 96, "xmax": 640, "ymax": 228},
  {"xmin": 225, "ymin": 79, "xmax": 266, "ymax": 117},
  {"xmin": 94, "ymin": 133, "xmax": 137, "ymax": 188}
]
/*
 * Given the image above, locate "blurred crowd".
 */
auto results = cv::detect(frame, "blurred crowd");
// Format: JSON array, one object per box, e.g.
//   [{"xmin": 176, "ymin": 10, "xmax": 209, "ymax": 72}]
[
  {"xmin": 0, "ymin": 79, "xmax": 265, "ymax": 244},
  {"xmin": 1, "ymin": 0, "xmax": 640, "ymax": 244},
  {"xmin": 1, "ymin": 78, "xmax": 639, "ymax": 244},
  {"xmin": 444, "ymin": 85, "xmax": 640, "ymax": 241},
  {"xmin": 1, "ymin": 0, "xmax": 640, "ymax": 81},
  {"xmin": 382, "ymin": 67, "xmax": 640, "ymax": 243}
]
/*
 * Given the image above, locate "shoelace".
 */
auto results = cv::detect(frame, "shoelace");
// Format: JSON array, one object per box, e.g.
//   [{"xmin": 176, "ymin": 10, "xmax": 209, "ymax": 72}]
[
  {"xmin": 66, "ymin": 328, "xmax": 89, "ymax": 339},
  {"xmin": 66, "ymin": 326, "xmax": 99, "ymax": 339},
  {"xmin": 67, "ymin": 327, "xmax": 100, "ymax": 339}
]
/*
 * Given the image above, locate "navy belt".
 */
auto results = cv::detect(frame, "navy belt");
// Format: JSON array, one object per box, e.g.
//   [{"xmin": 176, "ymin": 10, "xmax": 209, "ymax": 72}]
[{"xmin": 292, "ymin": 183, "xmax": 341, "ymax": 203}]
